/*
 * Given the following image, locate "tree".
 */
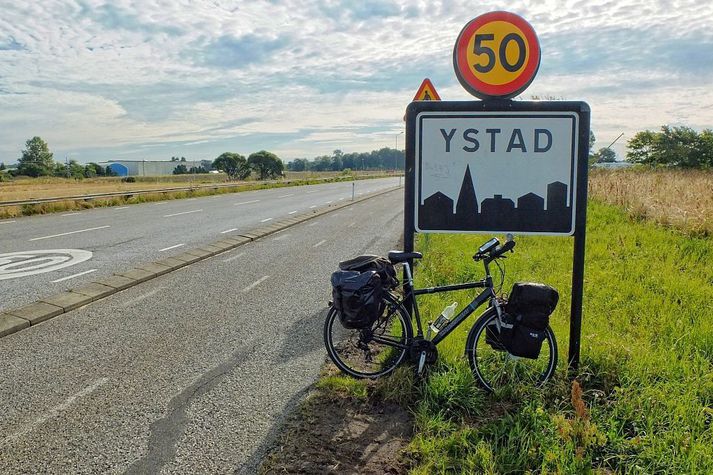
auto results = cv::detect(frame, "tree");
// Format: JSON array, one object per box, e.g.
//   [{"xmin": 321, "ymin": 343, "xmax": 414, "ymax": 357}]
[
  {"xmin": 0, "ymin": 162, "xmax": 5, "ymax": 171},
  {"xmin": 213, "ymin": 152, "xmax": 250, "ymax": 180},
  {"xmin": 593, "ymin": 147, "xmax": 616, "ymax": 163},
  {"xmin": 171, "ymin": 156, "xmax": 179, "ymax": 162},
  {"xmin": 84, "ymin": 162, "xmax": 105, "ymax": 178},
  {"xmin": 248, "ymin": 150, "xmax": 284, "ymax": 179},
  {"xmin": 626, "ymin": 126, "xmax": 712, "ymax": 168},
  {"xmin": 173, "ymin": 164, "xmax": 189, "ymax": 174},
  {"xmin": 18, "ymin": 136, "xmax": 54, "ymax": 177}
]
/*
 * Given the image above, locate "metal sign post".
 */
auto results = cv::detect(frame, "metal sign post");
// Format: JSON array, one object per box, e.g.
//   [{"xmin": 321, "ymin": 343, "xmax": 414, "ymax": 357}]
[{"xmin": 403, "ymin": 11, "xmax": 590, "ymax": 372}]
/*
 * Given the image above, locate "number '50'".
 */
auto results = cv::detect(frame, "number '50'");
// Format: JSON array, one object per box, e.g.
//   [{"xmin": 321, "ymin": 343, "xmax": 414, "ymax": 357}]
[{"xmin": 473, "ymin": 33, "xmax": 526, "ymax": 73}]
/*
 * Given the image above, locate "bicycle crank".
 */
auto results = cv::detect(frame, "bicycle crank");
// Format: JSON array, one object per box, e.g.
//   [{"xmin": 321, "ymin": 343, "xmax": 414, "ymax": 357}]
[{"xmin": 409, "ymin": 338, "xmax": 438, "ymax": 374}]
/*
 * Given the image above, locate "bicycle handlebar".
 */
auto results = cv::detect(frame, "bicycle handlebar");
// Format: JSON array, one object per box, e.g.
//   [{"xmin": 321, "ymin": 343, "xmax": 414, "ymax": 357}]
[{"xmin": 473, "ymin": 235, "xmax": 516, "ymax": 262}]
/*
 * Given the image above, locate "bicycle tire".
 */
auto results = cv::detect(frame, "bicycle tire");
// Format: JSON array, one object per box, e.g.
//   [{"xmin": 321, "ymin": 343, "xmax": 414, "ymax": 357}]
[
  {"xmin": 324, "ymin": 294, "xmax": 413, "ymax": 379},
  {"xmin": 465, "ymin": 309, "xmax": 557, "ymax": 392}
]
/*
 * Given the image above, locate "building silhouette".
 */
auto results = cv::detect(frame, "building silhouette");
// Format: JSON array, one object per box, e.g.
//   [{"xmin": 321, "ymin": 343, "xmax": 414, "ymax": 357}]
[{"xmin": 419, "ymin": 166, "xmax": 572, "ymax": 232}]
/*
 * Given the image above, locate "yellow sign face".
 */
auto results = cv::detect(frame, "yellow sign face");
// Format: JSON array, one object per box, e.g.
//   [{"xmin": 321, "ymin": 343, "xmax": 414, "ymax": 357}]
[
  {"xmin": 464, "ymin": 21, "xmax": 531, "ymax": 86},
  {"xmin": 453, "ymin": 11, "xmax": 541, "ymax": 99}
]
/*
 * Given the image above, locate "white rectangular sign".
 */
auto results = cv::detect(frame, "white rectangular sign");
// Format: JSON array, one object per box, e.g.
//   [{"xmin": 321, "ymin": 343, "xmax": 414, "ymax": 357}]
[{"xmin": 415, "ymin": 111, "xmax": 579, "ymax": 235}]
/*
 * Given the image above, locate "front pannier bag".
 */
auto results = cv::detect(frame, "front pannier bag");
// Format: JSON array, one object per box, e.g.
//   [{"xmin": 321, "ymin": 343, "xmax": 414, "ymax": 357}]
[
  {"xmin": 331, "ymin": 270, "xmax": 383, "ymax": 329},
  {"xmin": 338, "ymin": 255, "xmax": 399, "ymax": 290},
  {"xmin": 502, "ymin": 283, "xmax": 559, "ymax": 359}
]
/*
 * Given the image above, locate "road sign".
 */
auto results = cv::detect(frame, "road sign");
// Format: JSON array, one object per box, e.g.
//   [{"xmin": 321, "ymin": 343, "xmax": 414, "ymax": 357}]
[
  {"xmin": 413, "ymin": 78, "xmax": 441, "ymax": 101},
  {"xmin": 413, "ymin": 107, "xmax": 581, "ymax": 235},
  {"xmin": 453, "ymin": 11, "xmax": 541, "ymax": 99}
]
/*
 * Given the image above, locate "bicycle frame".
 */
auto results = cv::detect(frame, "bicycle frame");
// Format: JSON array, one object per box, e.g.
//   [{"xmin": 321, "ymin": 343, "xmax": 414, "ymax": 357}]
[{"xmin": 399, "ymin": 260, "xmax": 500, "ymax": 346}]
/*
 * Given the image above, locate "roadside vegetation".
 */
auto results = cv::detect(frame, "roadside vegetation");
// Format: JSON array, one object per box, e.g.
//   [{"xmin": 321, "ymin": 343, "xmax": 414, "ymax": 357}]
[{"xmin": 0, "ymin": 171, "xmax": 396, "ymax": 219}]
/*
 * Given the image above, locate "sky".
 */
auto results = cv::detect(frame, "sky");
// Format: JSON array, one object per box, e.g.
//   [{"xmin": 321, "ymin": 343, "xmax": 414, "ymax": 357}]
[{"xmin": 1, "ymin": 0, "xmax": 712, "ymax": 165}]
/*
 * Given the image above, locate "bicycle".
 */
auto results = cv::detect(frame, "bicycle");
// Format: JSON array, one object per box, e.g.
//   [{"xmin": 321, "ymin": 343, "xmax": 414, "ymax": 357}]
[{"xmin": 324, "ymin": 235, "xmax": 558, "ymax": 392}]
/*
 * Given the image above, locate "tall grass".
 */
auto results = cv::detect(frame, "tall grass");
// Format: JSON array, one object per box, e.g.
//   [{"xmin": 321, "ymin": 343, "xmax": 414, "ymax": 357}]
[
  {"xmin": 402, "ymin": 201, "xmax": 713, "ymax": 473},
  {"xmin": 589, "ymin": 167, "xmax": 713, "ymax": 236}
]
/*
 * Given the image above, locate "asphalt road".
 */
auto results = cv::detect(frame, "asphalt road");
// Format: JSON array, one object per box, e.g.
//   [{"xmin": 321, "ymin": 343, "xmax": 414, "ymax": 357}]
[
  {"xmin": 0, "ymin": 188, "xmax": 404, "ymax": 473},
  {"xmin": 0, "ymin": 177, "xmax": 400, "ymax": 312}
]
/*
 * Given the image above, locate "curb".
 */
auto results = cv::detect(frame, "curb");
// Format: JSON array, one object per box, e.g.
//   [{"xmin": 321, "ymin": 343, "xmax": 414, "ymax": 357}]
[{"xmin": 0, "ymin": 186, "xmax": 402, "ymax": 339}]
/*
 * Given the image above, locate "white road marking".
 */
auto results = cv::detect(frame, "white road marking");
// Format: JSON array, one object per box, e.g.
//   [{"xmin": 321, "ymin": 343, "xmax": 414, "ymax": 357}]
[
  {"xmin": 288, "ymin": 210, "xmax": 298, "ymax": 215},
  {"xmin": 260, "ymin": 218, "xmax": 273, "ymax": 223},
  {"xmin": 242, "ymin": 275, "xmax": 269, "ymax": 292},
  {"xmin": 221, "ymin": 228, "xmax": 238, "ymax": 234},
  {"xmin": 306, "ymin": 190, "xmax": 318, "ymax": 194},
  {"xmin": 121, "ymin": 287, "xmax": 164, "ymax": 307},
  {"xmin": 186, "ymin": 198, "xmax": 197, "ymax": 201},
  {"xmin": 0, "ymin": 249, "xmax": 93, "ymax": 280},
  {"xmin": 307, "ymin": 222, "xmax": 319, "ymax": 226},
  {"xmin": 278, "ymin": 193, "xmax": 294, "ymax": 198},
  {"xmin": 235, "ymin": 200, "xmax": 260, "ymax": 206},
  {"xmin": 313, "ymin": 239, "xmax": 326, "ymax": 248},
  {"xmin": 51, "ymin": 268, "xmax": 97, "ymax": 283},
  {"xmin": 163, "ymin": 209, "xmax": 202, "ymax": 218},
  {"xmin": 309, "ymin": 205, "xmax": 317, "ymax": 209},
  {"xmin": 348, "ymin": 222, "xmax": 356, "ymax": 228},
  {"xmin": 61, "ymin": 212, "xmax": 81, "ymax": 217},
  {"xmin": 222, "ymin": 252, "xmax": 245, "ymax": 263},
  {"xmin": 326, "ymin": 201, "xmax": 333, "ymax": 204},
  {"xmin": 159, "ymin": 243, "xmax": 185, "ymax": 252},
  {"xmin": 0, "ymin": 220, "xmax": 16, "ymax": 224},
  {"xmin": 3, "ymin": 378, "xmax": 109, "ymax": 445},
  {"xmin": 154, "ymin": 202, "xmax": 168, "ymax": 205},
  {"xmin": 273, "ymin": 234, "xmax": 290, "ymax": 241},
  {"xmin": 114, "ymin": 207, "xmax": 130, "ymax": 210},
  {"xmin": 338, "ymin": 197, "xmax": 345, "ymax": 201},
  {"xmin": 30, "ymin": 225, "xmax": 110, "ymax": 242}
]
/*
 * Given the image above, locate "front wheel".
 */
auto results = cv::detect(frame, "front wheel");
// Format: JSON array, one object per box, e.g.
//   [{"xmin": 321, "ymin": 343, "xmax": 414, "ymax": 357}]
[
  {"xmin": 465, "ymin": 309, "xmax": 558, "ymax": 392},
  {"xmin": 324, "ymin": 295, "xmax": 413, "ymax": 379}
]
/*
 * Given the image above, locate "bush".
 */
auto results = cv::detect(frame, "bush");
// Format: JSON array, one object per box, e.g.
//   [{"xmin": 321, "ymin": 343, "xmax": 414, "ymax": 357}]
[{"xmin": 121, "ymin": 176, "xmax": 136, "ymax": 183}]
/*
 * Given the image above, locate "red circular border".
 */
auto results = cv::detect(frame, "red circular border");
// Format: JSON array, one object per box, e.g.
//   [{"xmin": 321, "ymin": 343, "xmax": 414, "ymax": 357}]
[{"xmin": 453, "ymin": 11, "xmax": 541, "ymax": 99}]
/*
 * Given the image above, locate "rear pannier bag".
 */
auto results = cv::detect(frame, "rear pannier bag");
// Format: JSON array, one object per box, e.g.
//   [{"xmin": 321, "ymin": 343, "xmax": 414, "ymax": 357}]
[
  {"xmin": 498, "ymin": 283, "xmax": 559, "ymax": 359},
  {"xmin": 338, "ymin": 255, "xmax": 399, "ymax": 290},
  {"xmin": 331, "ymin": 270, "xmax": 383, "ymax": 329}
]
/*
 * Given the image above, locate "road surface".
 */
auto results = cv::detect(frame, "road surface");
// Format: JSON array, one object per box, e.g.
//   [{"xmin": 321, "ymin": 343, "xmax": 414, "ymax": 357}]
[
  {"xmin": 0, "ymin": 188, "xmax": 404, "ymax": 473},
  {"xmin": 0, "ymin": 177, "xmax": 400, "ymax": 312}
]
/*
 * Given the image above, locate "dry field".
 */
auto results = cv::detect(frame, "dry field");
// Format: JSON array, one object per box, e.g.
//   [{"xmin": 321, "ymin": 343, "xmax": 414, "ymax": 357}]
[
  {"xmin": 589, "ymin": 167, "xmax": 713, "ymax": 236},
  {"xmin": 0, "ymin": 171, "xmax": 390, "ymax": 202}
]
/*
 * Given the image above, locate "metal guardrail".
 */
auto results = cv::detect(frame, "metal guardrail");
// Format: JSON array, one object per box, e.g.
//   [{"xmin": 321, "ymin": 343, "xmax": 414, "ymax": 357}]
[{"xmin": 0, "ymin": 175, "xmax": 397, "ymax": 208}]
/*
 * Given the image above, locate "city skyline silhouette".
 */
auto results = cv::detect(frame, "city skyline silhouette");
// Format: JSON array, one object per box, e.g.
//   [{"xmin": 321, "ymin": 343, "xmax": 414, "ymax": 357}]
[{"xmin": 419, "ymin": 165, "xmax": 572, "ymax": 232}]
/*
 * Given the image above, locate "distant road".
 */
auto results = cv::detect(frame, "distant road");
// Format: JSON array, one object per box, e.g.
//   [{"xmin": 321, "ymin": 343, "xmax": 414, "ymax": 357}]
[
  {"xmin": 0, "ymin": 188, "xmax": 404, "ymax": 473},
  {"xmin": 0, "ymin": 177, "xmax": 400, "ymax": 312}
]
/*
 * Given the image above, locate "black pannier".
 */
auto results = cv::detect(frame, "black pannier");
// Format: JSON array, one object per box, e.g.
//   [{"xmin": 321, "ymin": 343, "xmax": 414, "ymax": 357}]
[
  {"xmin": 338, "ymin": 255, "xmax": 399, "ymax": 290},
  {"xmin": 331, "ymin": 270, "xmax": 383, "ymax": 329},
  {"xmin": 487, "ymin": 283, "xmax": 559, "ymax": 359}
]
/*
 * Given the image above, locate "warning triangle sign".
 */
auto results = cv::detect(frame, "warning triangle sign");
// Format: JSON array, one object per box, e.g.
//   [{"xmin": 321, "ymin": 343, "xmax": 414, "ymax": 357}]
[{"xmin": 413, "ymin": 78, "xmax": 441, "ymax": 101}]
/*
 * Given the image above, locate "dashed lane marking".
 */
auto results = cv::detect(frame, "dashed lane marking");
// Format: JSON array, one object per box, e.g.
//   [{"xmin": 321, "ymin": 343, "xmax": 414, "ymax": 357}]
[
  {"xmin": 288, "ymin": 210, "xmax": 297, "ymax": 214},
  {"xmin": 51, "ymin": 268, "xmax": 97, "ymax": 283},
  {"xmin": 30, "ymin": 226, "xmax": 110, "ymax": 242},
  {"xmin": 234, "ymin": 200, "xmax": 260, "ymax": 206},
  {"xmin": 163, "ymin": 209, "xmax": 203, "ymax": 218},
  {"xmin": 242, "ymin": 275, "xmax": 269, "ymax": 292},
  {"xmin": 222, "ymin": 252, "xmax": 245, "ymax": 263},
  {"xmin": 159, "ymin": 243, "xmax": 185, "ymax": 252},
  {"xmin": 221, "ymin": 228, "xmax": 238, "ymax": 234},
  {"xmin": 260, "ymin": 218, "xmax": 273, "ymax": 223},
  {"xmin": 313, "ymin": 239, "xmax": 326, "ymax": 248}
]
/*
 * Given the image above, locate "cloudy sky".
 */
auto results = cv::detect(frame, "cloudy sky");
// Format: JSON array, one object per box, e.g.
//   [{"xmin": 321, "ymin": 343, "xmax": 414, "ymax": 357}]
[{"xmin": 1, "ymin": 0, "xmax": 712, "ymax": 164}]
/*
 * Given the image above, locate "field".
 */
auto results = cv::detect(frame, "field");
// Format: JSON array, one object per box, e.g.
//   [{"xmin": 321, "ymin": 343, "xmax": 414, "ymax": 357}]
[
  {"xmin": 589, "ymin": 167, "xmax": 713, "ymax": 236},
  {"xmin": 0, "ymin": 171, "xmax": 394, "ymax": 219},
  {"xmin": 313, "ymin": 168, "xmax": 713, "ymax": 473}
]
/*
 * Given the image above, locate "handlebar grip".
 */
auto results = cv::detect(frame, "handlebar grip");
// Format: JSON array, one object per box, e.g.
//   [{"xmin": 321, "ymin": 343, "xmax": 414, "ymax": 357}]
[{"xmin": 492, "ymin": 240, "xmax": 516, "ymax": 258}]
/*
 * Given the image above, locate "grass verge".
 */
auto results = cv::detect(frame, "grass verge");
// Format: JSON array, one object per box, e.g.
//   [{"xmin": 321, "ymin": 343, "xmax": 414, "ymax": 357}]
[{"xmin": 400, "ymin": 200, "xmax": 712, "ymax": 473}]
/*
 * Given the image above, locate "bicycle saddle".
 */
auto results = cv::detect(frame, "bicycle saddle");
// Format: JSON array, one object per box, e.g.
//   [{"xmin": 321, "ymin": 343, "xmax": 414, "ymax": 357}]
[{"xmin": 387, "ymin": 251, "xmax": 423, "ymax": 263}]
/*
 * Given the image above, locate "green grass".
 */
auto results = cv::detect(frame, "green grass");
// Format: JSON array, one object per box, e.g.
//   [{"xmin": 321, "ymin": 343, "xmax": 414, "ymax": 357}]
[{"xmin": 401, "ymin": 201, "xmax": 713, "ymax": 473}]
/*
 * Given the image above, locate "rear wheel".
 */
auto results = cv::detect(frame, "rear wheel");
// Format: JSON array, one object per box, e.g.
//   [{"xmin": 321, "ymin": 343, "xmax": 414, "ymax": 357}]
[
  {"xmin": 466, "ymin": 310, "xmax": 557, "ymax": 392},
  {"xmin": 324, "ymin": 295, "xmax": 412, "ymax": 379}
]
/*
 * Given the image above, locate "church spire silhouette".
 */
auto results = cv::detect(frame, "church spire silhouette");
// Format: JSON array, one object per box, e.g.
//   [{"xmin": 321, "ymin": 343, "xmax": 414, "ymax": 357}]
[{"xmin": 455, "ymin": 165, "xmax": 478, "ymax": 226}]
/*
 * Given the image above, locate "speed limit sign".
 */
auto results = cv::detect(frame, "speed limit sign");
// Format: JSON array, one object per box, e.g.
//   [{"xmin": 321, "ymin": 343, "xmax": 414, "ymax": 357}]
[{"xmin": 453, "ymin": 11, "xmax": 541, "ymax": 99}]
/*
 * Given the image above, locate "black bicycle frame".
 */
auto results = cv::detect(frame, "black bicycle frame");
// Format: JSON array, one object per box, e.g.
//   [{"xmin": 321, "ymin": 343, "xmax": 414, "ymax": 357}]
[{"xmin": 395, "ymin": 256, "xmax": 497, "ymax": 345}]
